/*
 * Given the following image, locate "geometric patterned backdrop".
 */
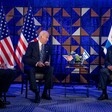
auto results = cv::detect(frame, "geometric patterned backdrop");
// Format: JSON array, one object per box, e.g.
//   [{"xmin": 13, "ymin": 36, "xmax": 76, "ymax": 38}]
[{"xmin": 2, "ymin": 2, "xmax": 111, "ymax": 84}]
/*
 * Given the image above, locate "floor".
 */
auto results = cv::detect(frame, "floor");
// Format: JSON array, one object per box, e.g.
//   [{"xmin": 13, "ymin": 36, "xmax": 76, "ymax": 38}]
[{"xmin": 0, "ymin": 84, "xmax": 112, "ymax": 112}]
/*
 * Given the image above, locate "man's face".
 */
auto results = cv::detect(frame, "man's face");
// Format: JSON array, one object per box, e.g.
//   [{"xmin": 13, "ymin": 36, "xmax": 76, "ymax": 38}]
[{"xmin": 41, "ymin": 33, "xmax": 49, "ymax": 44}]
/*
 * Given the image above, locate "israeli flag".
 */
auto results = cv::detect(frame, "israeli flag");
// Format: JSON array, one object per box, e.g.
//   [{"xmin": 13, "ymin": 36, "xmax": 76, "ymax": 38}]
[
  {"xmin": 82, "ymin": 50, "xmax": 90, "ymax": 60},
  {"xmin": 104, "ymin": 26, "xmax": 112, "ymax": 54}
]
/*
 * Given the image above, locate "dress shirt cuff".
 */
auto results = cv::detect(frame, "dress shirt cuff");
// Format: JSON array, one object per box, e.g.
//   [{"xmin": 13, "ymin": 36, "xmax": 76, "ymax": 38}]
[{"xmin": 35, "ymin": 62, "xmax": 39, "ymax": 67}]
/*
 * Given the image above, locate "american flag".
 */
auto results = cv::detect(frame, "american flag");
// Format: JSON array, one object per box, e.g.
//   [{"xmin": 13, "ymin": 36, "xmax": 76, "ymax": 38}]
[
  {"xmin": 15, "ymin": 7, "xmax": 38, "ymax": 69},
  {"xmin": 0, "ymin": 6, "xmax": 15, "ymax": 68}
]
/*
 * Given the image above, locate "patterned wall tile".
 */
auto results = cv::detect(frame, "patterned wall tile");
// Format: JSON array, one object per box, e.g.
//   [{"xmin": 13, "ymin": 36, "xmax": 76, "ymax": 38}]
[{"xmin": 3, "ymin": 6, "xmax": 112, "ymax": 83}]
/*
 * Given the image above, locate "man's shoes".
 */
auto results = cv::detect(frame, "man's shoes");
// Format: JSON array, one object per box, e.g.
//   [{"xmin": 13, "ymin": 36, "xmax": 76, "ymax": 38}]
[
  {"xmin": 30, "ymin": 86, "xmax": 40, "ymax": 103},
  {"xmin": 98, "ymin": 94, "xmax": 108, "ymax": 100},
  {"xmin": 34, "ymin": 92, "xmax": 40, "ymax": 103},
  {"xmin": 0, "ymin": 98, "xmax": 6, "ymax": 108},
  {"xmin": 41, "ymin": 94, "xmax": 52, "ymax": 100}
]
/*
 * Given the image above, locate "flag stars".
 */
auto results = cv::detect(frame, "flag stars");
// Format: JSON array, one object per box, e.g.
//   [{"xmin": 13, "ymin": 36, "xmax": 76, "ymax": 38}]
[{"xmin": 20, "ymin": 7, "xmax": 38, "ymax": 42}]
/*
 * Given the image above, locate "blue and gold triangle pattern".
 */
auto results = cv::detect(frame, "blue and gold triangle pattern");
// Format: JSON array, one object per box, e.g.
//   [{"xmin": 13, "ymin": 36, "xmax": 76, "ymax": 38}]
[{"xmin": 4, "ymin": 6, "xmax": 111, "ymax": 83}]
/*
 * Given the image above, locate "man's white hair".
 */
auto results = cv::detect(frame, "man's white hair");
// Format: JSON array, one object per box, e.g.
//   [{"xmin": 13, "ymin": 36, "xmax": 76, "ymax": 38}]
[{"xmin": 39, "ymin": 30, "xmax": 49, "ymax": 38}]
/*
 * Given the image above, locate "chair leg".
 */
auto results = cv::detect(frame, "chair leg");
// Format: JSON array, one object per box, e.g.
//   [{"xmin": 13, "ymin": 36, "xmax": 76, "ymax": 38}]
[
  {"xmin": 38, "ymin": 82, "xmax": 40, "ymax": 93},
  {"xmin": 25, "ymin": 80, "xmax": 28, "ymax": 98},
  {"xmin": 3, "ymin": 92, "xmax": 6, "ymax": 102},
  {"xmin": 48, "ymin": 89, "xmax": 50, "ymax": 97},
  {"xmin": 21, "ymin": 78, "xmax": 24, "ymax": 94}
]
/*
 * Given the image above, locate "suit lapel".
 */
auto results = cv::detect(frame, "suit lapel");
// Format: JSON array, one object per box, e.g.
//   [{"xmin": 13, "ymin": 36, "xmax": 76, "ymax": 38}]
[{"xmin": 35, "ymin": 41, "xmax": 40, "ymax": 55}]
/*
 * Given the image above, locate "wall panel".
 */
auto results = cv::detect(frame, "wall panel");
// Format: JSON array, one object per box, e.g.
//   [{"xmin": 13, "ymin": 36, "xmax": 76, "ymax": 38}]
[{"xmin": 1, "ymin": 1, "xmax": 112, "ymax": 84}]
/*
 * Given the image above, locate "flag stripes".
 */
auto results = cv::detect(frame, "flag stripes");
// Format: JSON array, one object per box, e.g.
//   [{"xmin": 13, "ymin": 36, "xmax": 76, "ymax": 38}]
[
  {"xmin": 15, "ymin": 7, "xmax": 38, "ymax": 69},
  {"xmin": 0, "ymin": 6, "xmax": 15, "ymax": 68}
]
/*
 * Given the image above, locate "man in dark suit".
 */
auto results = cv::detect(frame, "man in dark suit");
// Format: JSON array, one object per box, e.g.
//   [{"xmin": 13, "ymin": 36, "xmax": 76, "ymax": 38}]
[
  {"xmin": 0, "ymin": 65, "xmax": 17, "ymax": 108},
  {"xmin": 98, "ymin": 46, "xmax": 112, "ymax": 100},
  {"xmin": 22, "ymin": 30, "xmax": 53, "ymax": 103}
]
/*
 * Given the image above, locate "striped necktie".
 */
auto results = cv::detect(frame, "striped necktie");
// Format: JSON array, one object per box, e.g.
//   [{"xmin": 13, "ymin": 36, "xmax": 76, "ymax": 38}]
[{"xmin": 40, "ymin": 44, "xmax": 44, "ymax": 62}]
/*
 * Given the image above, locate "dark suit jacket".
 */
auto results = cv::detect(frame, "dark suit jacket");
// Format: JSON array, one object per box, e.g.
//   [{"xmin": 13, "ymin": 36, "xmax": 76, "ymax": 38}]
[
  {"xmin": 105, "ymin": 46, "xmax": 112, "ymax": 68},
  {"xmin": 98, "ymin": 46, "xmax": 112, "ymax": 89},
  {"xmin": 22, "ymin": 41, "xmax": 51, "ymax": 67}
]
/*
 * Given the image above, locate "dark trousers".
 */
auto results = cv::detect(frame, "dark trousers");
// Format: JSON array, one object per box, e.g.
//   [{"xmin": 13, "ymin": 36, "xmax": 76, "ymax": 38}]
[
  {"xmin": 0, "ymin": 69, "xmax": 17, "ymax": 97},
  {"xmin": 98, "ymin": 68, "xmax": 112, "ymax": 90},
  {"xmin": 24, "ymin": 66, "xmax": 53, "ymax": 92}
]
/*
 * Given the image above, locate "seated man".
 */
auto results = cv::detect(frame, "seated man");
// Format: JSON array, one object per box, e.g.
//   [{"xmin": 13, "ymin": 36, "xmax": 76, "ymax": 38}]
[
  {"xmin": 0, "ymin": 64, "xmax": 17, "ymax": 108},
  {"xmin": 22, "ymin": 30, "xmax": 53, "ymax": 103},
  {"xmin": 98, "ymin": 46, "xmax": 112, "ymax": 100}
]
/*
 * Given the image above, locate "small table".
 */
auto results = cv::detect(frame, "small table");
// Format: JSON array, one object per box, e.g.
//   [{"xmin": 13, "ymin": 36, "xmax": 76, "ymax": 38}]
[{"xmin": 65, "ymin": 64, "xmax": 89, "ymax": 97}]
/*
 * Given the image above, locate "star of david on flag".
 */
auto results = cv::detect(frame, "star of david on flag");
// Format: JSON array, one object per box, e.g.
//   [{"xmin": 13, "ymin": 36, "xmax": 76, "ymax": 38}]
[{"xmin": 82, "ymin": 49, "xmax": 90, "ymax": 60}]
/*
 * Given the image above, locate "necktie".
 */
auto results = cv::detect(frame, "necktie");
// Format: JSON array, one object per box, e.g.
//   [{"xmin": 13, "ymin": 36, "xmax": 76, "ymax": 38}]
[{"xmin": 40, "ymin": 44, "xmax": 44, "ymax": 62}]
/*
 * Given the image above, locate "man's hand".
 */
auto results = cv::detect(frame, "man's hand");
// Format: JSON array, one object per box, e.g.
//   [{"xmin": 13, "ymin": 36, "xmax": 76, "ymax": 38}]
[
  {"xmin": 107, "ymin": 65, "xmax": 112, "ymax": 71},
  {"xmin": 44, "ymin": 61, "xmax": 50, "ymax": 66},
  {"xmin": 36, "ymin": 61, "xmax": 45, "ymax": 67}
]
